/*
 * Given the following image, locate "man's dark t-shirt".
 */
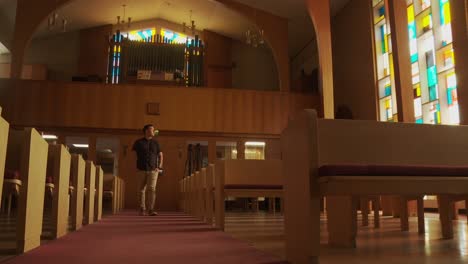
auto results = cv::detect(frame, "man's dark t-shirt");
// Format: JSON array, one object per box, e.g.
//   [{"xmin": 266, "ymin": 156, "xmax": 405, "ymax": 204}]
[{"xmin": 132, "ymin": 138, "xmax": 161, "ymax": 171}]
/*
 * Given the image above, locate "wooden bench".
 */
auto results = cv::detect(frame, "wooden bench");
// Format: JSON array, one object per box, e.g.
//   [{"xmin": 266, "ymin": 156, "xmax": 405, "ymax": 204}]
[
  {"xmin": 83, "ymin": 161, "xmax": 96, "ymax": 225},
  {"xmin": 94, "ymin": 166, "xmax": 103, "ymax": 221},
  {"xmin": 69, "ymin": 154, "xmax": 85, "ymax": 231},
  {"xmin": 214, "ymin": 160, "xmax": 282, "ymax": 230},
  {"xmin": 0, "ymin": 112, "xmax": 8, "ymax": 213},
  {"xmin": 103, "ymin": 175, "xmax": 125, "ymax": 214},
  {"xmin": 282, "ymin": 109, "xmax": 468, "ymax": 264},
  {"xmin": 43, "ymin": 144, "xmax": 71, "ymax": 239},
  {"xmin": 2, "ymin": 128, "xmax": 49, "ymax": 253}
]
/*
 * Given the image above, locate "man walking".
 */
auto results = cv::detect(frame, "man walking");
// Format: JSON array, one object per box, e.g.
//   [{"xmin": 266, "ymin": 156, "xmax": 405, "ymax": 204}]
[{"xmin": 132, "ymin": 124, "xmax": 163, "ymax": 216}]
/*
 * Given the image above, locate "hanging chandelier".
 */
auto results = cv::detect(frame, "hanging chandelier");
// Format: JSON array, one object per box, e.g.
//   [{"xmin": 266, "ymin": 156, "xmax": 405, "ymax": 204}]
[
  {"xmin": 182, "ymin": 10, "xmax": 196, "ymax": 35},
  {"xmin": 116, "ymin": 4, "xmax": 132, "ymax": 32},
  {"xmin": 47, "ymin": 11, "xmax": 68, "ymax": 32},
  {"xmin": 245, "ymin": 28, "xmax": 264, "ymax": 47},
  {"xmin": 245, "ymin": 10, "xmax": 264, "ymax": 47}
]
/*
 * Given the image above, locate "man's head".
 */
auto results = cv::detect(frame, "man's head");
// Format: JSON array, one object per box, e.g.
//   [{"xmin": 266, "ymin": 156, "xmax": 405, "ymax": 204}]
[{"xmin": 143, "ymin": 124, "xmax": 155, "ymax": 138}]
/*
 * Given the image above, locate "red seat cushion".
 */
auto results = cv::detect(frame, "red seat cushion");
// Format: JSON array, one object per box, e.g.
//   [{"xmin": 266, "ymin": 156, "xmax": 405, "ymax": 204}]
[
  {"xmin": 224, "ymin": 184, "xmax": 283, "ymax": 190},
  {"xmin": 4, "ymin": 170, "xmax": 20, "ymax": 180},
  {"xmin": 318, "ymin": 164, "xmax": 468, "ymax": 177},
  {"xmin": 46, "ymin": 176, "xmax": 54, "ymax": 184}
]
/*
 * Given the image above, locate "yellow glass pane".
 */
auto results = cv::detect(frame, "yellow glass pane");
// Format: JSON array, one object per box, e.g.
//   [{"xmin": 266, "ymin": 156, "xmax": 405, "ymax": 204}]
[
  {"xmin": 443, "ymin": 2, "xmax": 451, "ymax": 24},
  {"xmin": 422, "ymin": 15, "xmax": 431, "ymax": 29},
  {"xmin": 407, "ymin": 5, "xmax": 415, "ymax": 23},
  {"xmin": 385, "ymin": 99, "xmax": 391, "ymax": 108}
]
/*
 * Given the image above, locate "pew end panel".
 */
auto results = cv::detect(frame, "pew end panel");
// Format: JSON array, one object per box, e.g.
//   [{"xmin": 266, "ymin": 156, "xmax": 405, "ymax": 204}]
[
  {"xmin": 70, "ymin": 154, "xmax": 85, "ymax": 231},
  {"xmin": 5, "ymin": 128, "xmax": 49, "ymax": 253},
  {"xmin": 0, "ymin": 114, "xmax": 9, "ymax": 204},
  {"xmin": 103, "ymin": 173, "xmax": 116, "ymax": 214},
  {"xmin": 94, "ymin": 166, "xmax": 103, "ymax": 221},
  {"xmin": 49, "ymin": 144, "xmax": 71, "ymax": 239},
  {"xmin": 282, "ymin": 110, "xmax": 319, "ymax": 264},
  {"xmin": 84, "ymin": 161, "xmax": 96, "ymax": 225}
]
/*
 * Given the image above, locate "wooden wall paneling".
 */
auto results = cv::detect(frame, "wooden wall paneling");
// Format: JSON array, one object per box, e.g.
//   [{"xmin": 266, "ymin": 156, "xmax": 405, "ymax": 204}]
[
  {"xmin": 253, "ymin": 92, "xmax": 263, "ymax": 133},
  {"xmin": 4, "ymin": 81, "xmax": 318, "ymax": 135},
  {"xmin": 108, "ymin": 84, "xmax": 121, "ymax": 128},
  {"xmin": 263, "ymin": 93, "xmax": 274, "ymax": 133},
  {"xmin": 78, "ymin": 25, "xmax": 113, "ymax": 81},
  {"xmin": 214, "ymin": 89, "xmax": 224, "ymax": 132}
]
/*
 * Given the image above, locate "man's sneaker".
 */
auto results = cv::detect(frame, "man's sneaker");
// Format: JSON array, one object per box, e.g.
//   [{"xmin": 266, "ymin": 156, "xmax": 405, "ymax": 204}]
[
  {"xmin": 139, "ymin": 208, "xmax": 147, "ymax": 216},
  {"xmin": 148, "ymin": 211, "xmax": 158, "ymax": 216}
]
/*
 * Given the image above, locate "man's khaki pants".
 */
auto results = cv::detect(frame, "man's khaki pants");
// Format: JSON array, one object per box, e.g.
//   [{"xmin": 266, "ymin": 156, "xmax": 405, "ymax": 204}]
[{"xmin": 139, "ymin": 170, "xmax": 159, "ymax": 212}]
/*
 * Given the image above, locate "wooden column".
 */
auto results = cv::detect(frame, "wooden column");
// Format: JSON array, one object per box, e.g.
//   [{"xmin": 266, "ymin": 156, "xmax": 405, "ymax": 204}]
[
  {"xmin": 306, "ymin": 0, "xmax": 335, "ymax": 119},
  {"xmin": 386, "ymin": 0, "xmax": 415, "ymax": 122},
  {"xmin": 88, "ymin": 136, "xmax": 97, "ymax": 162},
  {"xmin": 208, "ymin": 140, "xmax": 216, "ymax": 164},
  {"xmin": 236, "ymin": 140, "xmax": 245, "ymax": 160},
  {"xmin": 451, "ymin": 0, "xmax": 468, "ymax": 124}
]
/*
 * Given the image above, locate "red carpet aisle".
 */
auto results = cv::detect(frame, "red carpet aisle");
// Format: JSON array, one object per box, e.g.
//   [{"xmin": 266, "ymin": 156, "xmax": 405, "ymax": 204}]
[{"xmin": 2, "ymin": 212, "xmax": 286, "ymax": 264}]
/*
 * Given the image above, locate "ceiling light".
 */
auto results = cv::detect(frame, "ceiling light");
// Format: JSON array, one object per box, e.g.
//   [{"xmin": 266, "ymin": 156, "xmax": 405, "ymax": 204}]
[
  {"xmin": 73, "ymin": 144, "xmax": 89, "ymax": 148},
  {"xmin": 245, "ymin": 142, "xmax": 266, "ymax": 147},
  {"xmin": 42, "ymin": 134, "xmax": 58, "ymax": 140}
]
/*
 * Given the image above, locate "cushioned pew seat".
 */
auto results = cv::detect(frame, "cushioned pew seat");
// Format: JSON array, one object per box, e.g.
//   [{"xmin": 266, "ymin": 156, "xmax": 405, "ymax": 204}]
[
  {"xmin": 2, "ymin": 170, "xmax": 21, "ymax": 216},
  {"xmin": 318, "ymin": 164, "xmax": 468, "ymax": 177}
]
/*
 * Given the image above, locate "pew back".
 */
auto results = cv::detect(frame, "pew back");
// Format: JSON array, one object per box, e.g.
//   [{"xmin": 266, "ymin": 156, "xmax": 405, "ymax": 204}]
[
  {"xmin": 70, "ymin": 154, "xmax": 85, "ymax": 231},
  {"xmin": 221, "ymin": 160, "xmax": 283, "ymax": 186},
  {"xmin": 6, "ymin": 128, "xmax": 49, "ymax": 253},
  {"xmin": 49, "ymin": 144, "xmax": 71, "ymax": 239},
  {"xmin": 94, "ymin": 166, "xmax": 103, "ymax": 221},
  {"xmin": 0, "ymin": 115, "xmax": 8, "ymax": 202},
  {"xmin": 317, "ymin": 116, "xmax": 468, "ymax": 166},
  {"xmin": 84, "ymin": 161, "xmax": 96, "ymax": 225}
]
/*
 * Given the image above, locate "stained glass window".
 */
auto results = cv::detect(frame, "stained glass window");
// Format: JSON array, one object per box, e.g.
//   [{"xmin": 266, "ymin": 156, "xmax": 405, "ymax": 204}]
[
  {"xmin": 406, "ymin": 0, "xmax": 458, "ymax": 124},
  {"xmin": 373, "ymin": 0, "xmax": 397, "ymax": 122},
  {"xmin": 160, "ymin": 28, "xmax": 191, "ymax": 44}
]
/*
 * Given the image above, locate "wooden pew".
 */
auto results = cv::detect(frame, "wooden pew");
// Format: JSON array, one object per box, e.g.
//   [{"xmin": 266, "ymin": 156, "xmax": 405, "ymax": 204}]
[
  {"xmin": 69, "ymin": 154, "xmax": 85, "ymax": 231},
  {"xmin": 83, "ymin": 161, "xmax": 96, "ymax": 225},
  {"xmin": 0, "ymin": 110, "xmax": 8, "ymax": 208},
  {"xmin": 282, "ymin": 109, "xmax": 468, "ymax": 264},
  {"xmin": 2, "ymin": 128, "xmax": 48, "ymax": 253},
  {"xmin": 214, "ymin": 160, "xmax": 282, "ymax": 230},
  {"xmin": 94, "ymin": 166, "xmax": 103, "ymax": 221},
  {"xmin": 103, "ymin": 175, "xmax": 125, "ymax": 214},
  {"xmin": 204, "ymin": 165, "xmax": 215, "ymax": 224},
  {"xmin": 44, "ymin": 144, "xmax": 71, "ymax": 239}
]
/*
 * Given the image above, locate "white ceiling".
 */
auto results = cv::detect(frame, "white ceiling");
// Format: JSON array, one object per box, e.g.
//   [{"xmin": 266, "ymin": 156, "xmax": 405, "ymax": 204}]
[{"xmin": 0, "ymin": 0, "xmax": 351, "ymax": 57}]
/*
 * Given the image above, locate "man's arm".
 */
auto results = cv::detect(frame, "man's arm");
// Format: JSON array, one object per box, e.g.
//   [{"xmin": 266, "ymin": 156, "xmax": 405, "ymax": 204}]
[{"xmin": 158, "ymin": 152, "xmax": 163, "ymax": 169}]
